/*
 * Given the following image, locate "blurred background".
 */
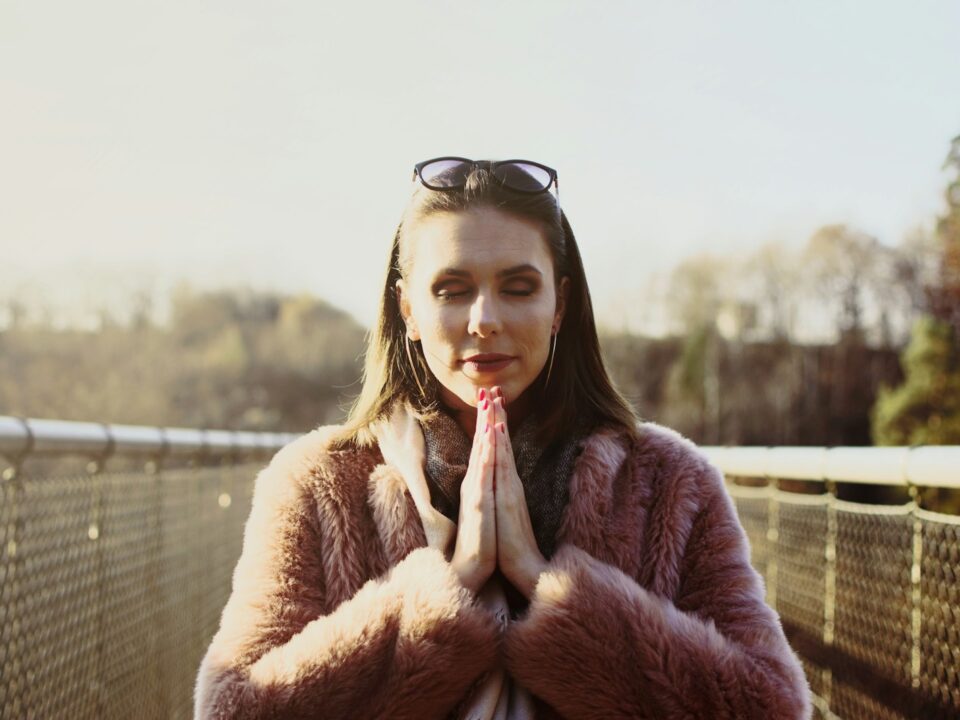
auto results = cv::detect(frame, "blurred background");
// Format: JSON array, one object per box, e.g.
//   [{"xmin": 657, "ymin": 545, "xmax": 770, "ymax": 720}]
[
  {"xmin": 3, "ymin": 3, "xmax": 960, "ymax": 718},
  {"xmin": 3, "ymin": 1, "xmax": 959, "ymax": 455}
]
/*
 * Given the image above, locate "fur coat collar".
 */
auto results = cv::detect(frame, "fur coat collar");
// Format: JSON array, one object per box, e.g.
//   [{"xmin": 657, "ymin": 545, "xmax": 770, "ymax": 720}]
[{"xmin": 194, "ymin": 409, "xmax": 813, "ymax": 719}]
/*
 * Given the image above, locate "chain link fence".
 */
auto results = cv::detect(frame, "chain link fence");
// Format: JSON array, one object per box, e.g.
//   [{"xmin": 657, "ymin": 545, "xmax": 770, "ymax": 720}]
[
  {"xmin": 0, "ymin": 456, "xmax": 260, "ymax": 719},
  {"xmin": 1, "ymin": 418, "xmax": 958, "ymax": 719},
  {"xmin": 728, "ymin": 483, "xmax": 960, "ymax": 720}
]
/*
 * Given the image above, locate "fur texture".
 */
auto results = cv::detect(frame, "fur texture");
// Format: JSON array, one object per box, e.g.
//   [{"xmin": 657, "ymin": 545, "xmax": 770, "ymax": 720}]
[{"xmin": 194, "ymin": 422, "xmax": 813, "ymax": 719}]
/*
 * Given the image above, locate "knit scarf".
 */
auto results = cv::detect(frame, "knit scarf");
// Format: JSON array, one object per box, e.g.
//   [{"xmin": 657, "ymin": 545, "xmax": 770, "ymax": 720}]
[
  {"xmin": 419, "ymin": 404, "xmax": 594, "ymax": 618},
  {"xmin": 370, "ymin": 398, "xmax": 597, "ymax": 720}
]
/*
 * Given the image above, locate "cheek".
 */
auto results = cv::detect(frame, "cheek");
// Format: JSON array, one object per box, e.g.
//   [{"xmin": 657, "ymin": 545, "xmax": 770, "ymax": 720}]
[
  {"xmin": 511, "ymin": 315, "xmax": 554, "ymax": 362},
  {"xmin": 430, "ymin": 313, "xmax": 462, "ymax": 344},
  {"xmin": 417, "ymin": 311, "xmax": 462, "ymax": 365}
]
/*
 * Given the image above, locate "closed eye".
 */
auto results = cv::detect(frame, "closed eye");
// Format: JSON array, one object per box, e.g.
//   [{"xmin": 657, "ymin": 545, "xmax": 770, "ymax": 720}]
[{"xmin": 437, "ymin": 289, "xmax": 534, "ymax": 301}]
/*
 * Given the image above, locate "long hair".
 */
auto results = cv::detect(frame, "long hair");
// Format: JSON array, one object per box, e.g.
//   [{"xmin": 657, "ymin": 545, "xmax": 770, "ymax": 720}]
[{"xmin": 328, "ymin": 162, "xmax": 641, "ymax": 450}]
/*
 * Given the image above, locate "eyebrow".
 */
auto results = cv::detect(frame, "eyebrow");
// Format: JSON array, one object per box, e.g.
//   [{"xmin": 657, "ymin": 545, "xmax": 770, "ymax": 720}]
[{"xmin": 436, "ymin": 263, "xmax": 543, "ymax": 280}]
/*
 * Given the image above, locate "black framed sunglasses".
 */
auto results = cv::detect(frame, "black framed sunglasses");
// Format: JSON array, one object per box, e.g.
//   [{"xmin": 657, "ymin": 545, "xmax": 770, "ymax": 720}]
[{"xmin": 412, "ymin": 156, "xmax": 559, "ymax": 204}]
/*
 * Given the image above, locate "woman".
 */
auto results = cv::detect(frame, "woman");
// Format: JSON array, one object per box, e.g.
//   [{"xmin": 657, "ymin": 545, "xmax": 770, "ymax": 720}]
[{"xmin": 194, "ymin": 157, "xmax": 812, "ymax": 719}]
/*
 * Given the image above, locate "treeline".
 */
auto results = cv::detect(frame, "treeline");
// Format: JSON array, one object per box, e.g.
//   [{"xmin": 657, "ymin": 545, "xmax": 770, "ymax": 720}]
[
  {"xmin": 601, "ymin": 332, "xmax": 902, "ymax": 447},
  {"xmin": 618, "ymin": 134, "xmax": 960, "ymax": 448},
  {"xmin": 0, "ymin": 282, "xmax": 914, "ymax": 446},
  {"xmin": 0, "ymin": 284, "xmax": 366, "ymax": 432},
  {"xmin": 2, "ymin": 138, "xmax": 957, "ymax": 453}
]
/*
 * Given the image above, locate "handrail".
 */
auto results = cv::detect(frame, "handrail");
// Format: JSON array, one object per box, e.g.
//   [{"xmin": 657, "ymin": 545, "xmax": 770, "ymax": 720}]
[
  {"xmin": 0, "ymin": 415, "xmax": 299, "ymax": 462},
  {"xmin": 700, "ymin": 444, "xmax": 960, "ymax": 489},
  {"xmin": 3, "ymin": 415, "xmax": 957, "ymax": 488}
]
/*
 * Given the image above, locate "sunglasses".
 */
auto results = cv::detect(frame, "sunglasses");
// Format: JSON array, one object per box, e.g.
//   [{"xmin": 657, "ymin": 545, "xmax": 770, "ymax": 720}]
[{"xmin": 412, "ymin": 156, "xmax": 559, "ymax": 204}]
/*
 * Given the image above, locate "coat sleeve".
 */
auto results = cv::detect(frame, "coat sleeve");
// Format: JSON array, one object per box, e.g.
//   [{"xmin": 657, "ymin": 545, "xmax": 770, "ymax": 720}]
[
  {"xmin": 193, "ymin": 444, "xmax": 501, "ymax": 720},
  {"xmin": 501, "ymin": 458, "xmax": 813, "ymax": 720}
]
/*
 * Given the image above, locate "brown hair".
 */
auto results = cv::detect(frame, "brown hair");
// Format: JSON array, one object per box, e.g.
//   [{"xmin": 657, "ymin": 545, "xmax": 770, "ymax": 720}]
[{"xmin": 329, "ymin": 162, "xmax": 640, "ymax": 450}]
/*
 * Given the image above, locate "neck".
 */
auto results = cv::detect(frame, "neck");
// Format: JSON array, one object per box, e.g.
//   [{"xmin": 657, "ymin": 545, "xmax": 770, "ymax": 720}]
[{"xmin": 439, "ymin": 384, "xmax": 537, "ymax": 439}]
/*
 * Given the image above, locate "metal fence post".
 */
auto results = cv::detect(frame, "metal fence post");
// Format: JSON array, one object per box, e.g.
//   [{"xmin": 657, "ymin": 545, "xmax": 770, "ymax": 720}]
[
  {"xmin": 908, "ymin": 483, "xmax": 923, "ymax": 695},
  {"xmin": 823, "ymin": 478, "xmax": 838, "ymax": 715}
]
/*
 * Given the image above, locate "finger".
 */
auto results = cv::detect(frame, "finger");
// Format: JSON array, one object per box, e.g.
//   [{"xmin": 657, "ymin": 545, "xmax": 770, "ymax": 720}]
[
  {"xmin": 495, "ymin": 419, "xmax": 510, "ymax": 483},
  {"xmin": 495, "ymin": 397, "xmax": 510, "ymax": 452},
  {"xmin": 497, "ymin": 424, "xmax": 517, "ymax": 488},
  {"xmin": 471, "ymin": 395, "xmax": 492, "ymax": 459},
  {"xmin": 494, "ymin": 388, "xmax": 508, "ymax": 435},
  {"xmin": 486, "ymin": 397, "xmax": 496, "ymax": 442},
  {"xmin": 491, "ymin": 419, "xmax": 501, "ymax": 495},
  {"xmin": 472, "ymin": 397, "xmax": 487, "ymax": 448},
  {"xmin": 462, "ymin": 397, "xmax": 489, "ymax": 506},
  {"xmin": 499, "ymin": 409, "xmax": 514, "ymax": 459},
  {"xmin": 466, "ymin": 421, "xmax": 492, "ymax": 504},
  {"xmin": 482, "ymin": 424, "xmax": 496, "ymax": 490},
  {"xmin": 474, "ymin": 392, "xmax": 488, "ymax": 441}
]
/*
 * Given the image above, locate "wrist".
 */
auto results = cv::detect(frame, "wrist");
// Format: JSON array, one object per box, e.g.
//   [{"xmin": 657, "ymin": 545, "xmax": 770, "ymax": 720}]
[
  {"xmin": 516, "ymin": 556, "xmax": 548, "ymax": 600},
  {"xmin": 450, "ymin": 560, "xmax": 480, "ymax": 595}
]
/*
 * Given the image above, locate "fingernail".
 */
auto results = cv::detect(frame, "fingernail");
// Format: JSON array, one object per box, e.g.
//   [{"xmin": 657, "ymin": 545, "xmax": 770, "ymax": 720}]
[
  {"xmin": 482, "ymin": 399, "xmax": 489, "ymax": 410},
  {"xmin": 479, "ymin": 388, "xmax": 486, "ymax": 401}
]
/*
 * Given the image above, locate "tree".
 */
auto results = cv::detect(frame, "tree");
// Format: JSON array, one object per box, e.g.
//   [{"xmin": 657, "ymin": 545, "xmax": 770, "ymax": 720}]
[
  {"xmin": 665, "ymin": 253, "xmax": 729, "ymax": 336},
  {"xmin": 742, "ymin": 241, "xmax": 800, "ymax": 341},
  {"xmin": 928, "ymin": 134, "xmax": 960, "ymax": 344},
  {"xmin": 872, "ymin": 135, "xmax": 960, "ymax": 445},
  {"xmin": 872, "ymin": 317, "xmax": 960, "ymax": 444},
  {"xmin": 802, "ymin": 224, "xmax": 886, "ymax": 342}
]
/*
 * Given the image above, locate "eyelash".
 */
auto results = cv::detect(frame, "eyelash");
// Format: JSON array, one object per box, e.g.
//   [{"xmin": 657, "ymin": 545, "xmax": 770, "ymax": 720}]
[{"xmin": 436, "ymin": 289, "xmax": 534, "ymax": 301}]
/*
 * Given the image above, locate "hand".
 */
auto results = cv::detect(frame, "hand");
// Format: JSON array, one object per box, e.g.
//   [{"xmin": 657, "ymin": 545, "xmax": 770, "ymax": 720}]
[
  {"xmin": 490, "ymin": 386, "xmax": 548, "ymax": 599},
  {"xmin": 449, "ymin": 388, "xmax": 498, "ymax": 595}
]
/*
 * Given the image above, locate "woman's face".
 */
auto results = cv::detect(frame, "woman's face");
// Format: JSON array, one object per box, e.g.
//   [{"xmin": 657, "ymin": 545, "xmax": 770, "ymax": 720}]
[{"xmin": 396, "ymin": 206, "xmax": 568, "ymax": 410}]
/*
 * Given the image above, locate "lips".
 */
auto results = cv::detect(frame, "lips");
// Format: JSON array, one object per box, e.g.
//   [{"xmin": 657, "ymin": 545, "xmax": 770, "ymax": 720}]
[
  {"xmin": 464, "ymin": 353, "xmax": 513, "ymax": 363},
  {"xmin": 463, "ymin": 353, "xmax": 515, "ymax": 373}
]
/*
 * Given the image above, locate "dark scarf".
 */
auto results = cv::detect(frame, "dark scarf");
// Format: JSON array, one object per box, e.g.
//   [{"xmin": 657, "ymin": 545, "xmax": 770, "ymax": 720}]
[{"xmin": 419, "ymin": 404, "xmax": 595, "ymax": 616}]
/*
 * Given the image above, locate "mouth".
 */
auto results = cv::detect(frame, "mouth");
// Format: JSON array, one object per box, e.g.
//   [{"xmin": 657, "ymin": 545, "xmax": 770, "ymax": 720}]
[{"xmin": 462, "ymin": 354, "xmax": 516, "ymax": 373}]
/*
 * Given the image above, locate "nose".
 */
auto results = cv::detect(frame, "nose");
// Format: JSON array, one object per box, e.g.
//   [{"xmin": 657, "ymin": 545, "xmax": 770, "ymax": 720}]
[{"xmin": 467, "ymin": 291, "xmax": 502, "ymax": 337}]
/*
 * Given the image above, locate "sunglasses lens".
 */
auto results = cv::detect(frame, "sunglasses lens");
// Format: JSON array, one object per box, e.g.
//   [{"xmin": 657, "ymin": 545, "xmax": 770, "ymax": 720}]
[
  {"xmin": 493, "ymin": 162, "xmax": 552, "ymax": 192},
  {"xmin": 418, "ymin": 159, "xmax": 472, "ymax": 189}
]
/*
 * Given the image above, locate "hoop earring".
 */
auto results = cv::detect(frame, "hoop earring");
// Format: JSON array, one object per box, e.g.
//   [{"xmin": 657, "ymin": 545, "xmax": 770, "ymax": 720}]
[
  {"xmin": 405, "ymin": 334, "xmax": 428, "ymax": 399},
  {"xmin": 543, "ymin": 331, "xmax": 558, "ymax": 391}
]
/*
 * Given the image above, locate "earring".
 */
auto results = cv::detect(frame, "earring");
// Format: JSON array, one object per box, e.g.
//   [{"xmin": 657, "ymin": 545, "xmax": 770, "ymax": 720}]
[
  {"xmin": 405, "ymin": 334, "xmax": 428, "ymax": 399},
  {"xmin": 544, "ymin": 329, "xmax": 558, "ymax": 391}
]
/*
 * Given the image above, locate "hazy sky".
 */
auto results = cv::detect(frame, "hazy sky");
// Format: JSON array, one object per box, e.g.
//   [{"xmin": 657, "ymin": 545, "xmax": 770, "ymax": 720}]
[{"xmin": 3, "ymin": 0, "xmax": 959, "ymax": 333}]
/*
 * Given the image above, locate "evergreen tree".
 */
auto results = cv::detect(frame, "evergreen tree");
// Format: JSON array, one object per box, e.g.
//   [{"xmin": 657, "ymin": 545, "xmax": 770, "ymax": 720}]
[{"xmin": 872, "ymin": 135, "xmax": 960, "ymax": 445}]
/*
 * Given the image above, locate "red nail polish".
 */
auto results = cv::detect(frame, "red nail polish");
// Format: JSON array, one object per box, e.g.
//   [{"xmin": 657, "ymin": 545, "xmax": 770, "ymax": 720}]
[
  {"xmin": 479, "ymin": 388, "xmax": 486, "ymax": 401},
  {"xmin": 482, "ymin": 399, "xmax": 489, "ymax": 410}
]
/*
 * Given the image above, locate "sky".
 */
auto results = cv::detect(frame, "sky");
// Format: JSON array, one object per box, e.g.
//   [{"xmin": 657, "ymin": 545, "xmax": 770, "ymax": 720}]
[{"xmin": 2, "ymin": 0, "xmax": 959, "ymax": 334}]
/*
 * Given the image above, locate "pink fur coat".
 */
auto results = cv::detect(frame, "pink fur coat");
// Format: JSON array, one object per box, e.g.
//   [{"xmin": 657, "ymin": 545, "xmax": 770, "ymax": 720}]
[{"xmin": 194, "ymin": 417, "xmax": 813, "ymax": 719}]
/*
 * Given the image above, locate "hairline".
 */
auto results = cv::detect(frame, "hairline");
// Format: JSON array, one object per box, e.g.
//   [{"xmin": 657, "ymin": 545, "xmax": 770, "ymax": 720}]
[{"xmin": 398, "ymin": 204, "xmax": 563, "ymax": 286}]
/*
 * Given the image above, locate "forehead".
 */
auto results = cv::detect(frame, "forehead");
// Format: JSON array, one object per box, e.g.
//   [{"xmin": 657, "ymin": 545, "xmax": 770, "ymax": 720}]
[{"xmin": 406, "ymin": 207, "xmax": 552, "ymax": 279}]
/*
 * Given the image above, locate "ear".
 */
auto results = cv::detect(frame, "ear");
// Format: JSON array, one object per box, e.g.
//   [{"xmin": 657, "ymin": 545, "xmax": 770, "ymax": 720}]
[
  {"xmin": 395, "ymin": 278, "xmax": 420, "ymax": 341},
  {"xmin": 553, "ymin": 276, "xmax": 570, "ymax": 333}
]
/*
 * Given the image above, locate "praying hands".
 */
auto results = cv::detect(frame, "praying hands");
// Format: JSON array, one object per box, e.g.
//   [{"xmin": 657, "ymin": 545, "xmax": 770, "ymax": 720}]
[{"xmin": 449, "ymin": 385, "xmax": 548, "ymax": 599}]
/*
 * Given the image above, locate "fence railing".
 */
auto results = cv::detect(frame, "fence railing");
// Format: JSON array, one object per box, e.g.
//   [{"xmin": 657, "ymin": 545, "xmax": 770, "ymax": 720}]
[
  {"xmin": 700, "ymin": 443, "xmax": 960, "ymax": 720},
  {"xmin": 1, "ymin": 416, "xmax": 958, "ymax": 720},
  {"xmin": 0, "ymin": 416, "xmax": 295, "ymax": 719}
]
